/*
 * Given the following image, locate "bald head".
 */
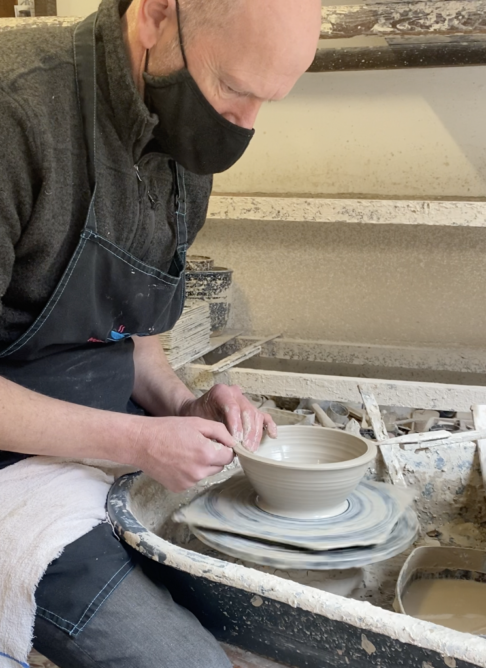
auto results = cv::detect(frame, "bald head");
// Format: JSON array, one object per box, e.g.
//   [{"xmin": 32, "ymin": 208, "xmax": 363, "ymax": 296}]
[
  {"xmin": 124, "ymin": 0, "xmax": 322, "ymax": 126},
  {"xmin": 178, "ymin": 0, "xmax": 240, "ymax": 34}
]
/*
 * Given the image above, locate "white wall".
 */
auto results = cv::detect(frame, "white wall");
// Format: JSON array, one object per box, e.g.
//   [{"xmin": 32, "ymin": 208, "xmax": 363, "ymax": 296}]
[
  {"xmin": 194, "ymin": 65, "xmax": 486, "ymax": 347},
  {"xmin": 56, "ymin": 0, "xmax": 100, "ymax": 16},
  {"xmin": 214, "ymin": 67, "xmax": 486, "ymax": 198},
  {"xmin": 193, "ymin": 219, "xmax": 486, "ymax": 347}
]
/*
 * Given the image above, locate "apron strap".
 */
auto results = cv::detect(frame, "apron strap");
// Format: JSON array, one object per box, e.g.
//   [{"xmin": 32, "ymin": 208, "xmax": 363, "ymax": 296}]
[
  {"xmin": 74, "ymin": 12, "xmax": 98, "ymax": 233},
  {"xmin": 175, "ymin": 163, "xmax": 188, "ymax": 250},
  {"xmin": 74, "ymin": 11, "xmax": 189, "ymax": 251}
]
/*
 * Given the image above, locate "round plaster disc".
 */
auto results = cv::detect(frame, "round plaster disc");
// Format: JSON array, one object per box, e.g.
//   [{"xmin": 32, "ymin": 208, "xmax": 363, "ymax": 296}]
[
  {"xmin": 174, "ymin": 474, "xmax": 413, "ymax": 551},
  {"xmin": 192, "ymin": 507, "xmax": 419, "ymax": 570}
]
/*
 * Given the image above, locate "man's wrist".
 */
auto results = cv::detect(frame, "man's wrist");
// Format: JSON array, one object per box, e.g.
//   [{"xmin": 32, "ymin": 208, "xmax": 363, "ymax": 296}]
[
  {"xmin": 176, "ymin": 395, "xmax": 197, "ymax": 418},
  {"xmin": 141, "ymin": 385, "xmax": 196, "ymax": 419},
  {"xmin": 104, "ymin": 412, "xmax": 146, "ymax": 468}
]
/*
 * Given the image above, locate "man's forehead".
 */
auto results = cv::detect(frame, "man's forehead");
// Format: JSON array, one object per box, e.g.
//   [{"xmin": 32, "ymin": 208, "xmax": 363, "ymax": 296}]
[{"xmin": 213, "ymin": 0, "xmax": 321, "ymax": 99}]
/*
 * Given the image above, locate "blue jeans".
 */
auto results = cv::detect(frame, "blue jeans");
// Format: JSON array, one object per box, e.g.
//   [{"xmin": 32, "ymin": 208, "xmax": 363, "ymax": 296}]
[{"xmin": 34, "ymin": 562, "xmax": 231, "ymax": 668}]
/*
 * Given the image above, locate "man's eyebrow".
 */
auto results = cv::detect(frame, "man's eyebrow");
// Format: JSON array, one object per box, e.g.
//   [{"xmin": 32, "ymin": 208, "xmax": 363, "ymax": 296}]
[{"xmin": 222, "ymin": 74, "xmax": 263, "ymax": 100}]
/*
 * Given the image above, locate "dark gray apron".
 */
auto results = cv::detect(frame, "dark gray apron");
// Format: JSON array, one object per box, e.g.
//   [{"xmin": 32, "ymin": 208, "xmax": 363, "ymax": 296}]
[{"xmin": 0, "ymin": 12, "xmax": 187, "ymax": 635}]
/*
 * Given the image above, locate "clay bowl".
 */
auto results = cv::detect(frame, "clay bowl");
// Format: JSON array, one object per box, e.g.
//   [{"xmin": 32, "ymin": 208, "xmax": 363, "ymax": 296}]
[{"xmin": 234, "ymin": 426, "xmax": 377, "ymax": 520}]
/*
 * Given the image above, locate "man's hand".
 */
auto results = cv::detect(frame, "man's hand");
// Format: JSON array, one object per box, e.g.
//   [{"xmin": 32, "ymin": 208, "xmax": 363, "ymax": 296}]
[
  {"xmin": 131, "ymin": 338, "xmax": 277, "ymax": 451},
  {"xmin": 132, "ymin": 416, "xmax": 236, "ymax": 492},
  {"xmin": 178, "ymin": 384, "xmax": 278, "ymax": 452}
]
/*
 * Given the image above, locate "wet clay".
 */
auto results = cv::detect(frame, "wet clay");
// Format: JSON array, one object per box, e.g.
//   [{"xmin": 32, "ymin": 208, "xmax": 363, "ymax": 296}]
[
  {"xmin": 402, "ymin": 578, "xmax": 486, "ymax": 635},
  {"xmin": 234, "ymin": 426, "xmax": 377, "ymax": 519}
]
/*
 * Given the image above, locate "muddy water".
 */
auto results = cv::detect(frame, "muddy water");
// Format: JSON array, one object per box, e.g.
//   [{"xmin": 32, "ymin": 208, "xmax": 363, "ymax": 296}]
[{"xmin": 402, "ymin": 578, "xmax": 486, "ymax": 635}]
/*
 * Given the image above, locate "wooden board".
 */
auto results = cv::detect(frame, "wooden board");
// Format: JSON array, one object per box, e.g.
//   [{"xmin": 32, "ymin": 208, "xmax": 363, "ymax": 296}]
[
  {"xmin": 208, "ymin": 334, "xmax": 281, "ymax": 374},
  {"xmin": 180, "ymin": 363, "xmax": 486, "ymax": 412},
  {"xmin": 208, "ymin": 196, "xmax": 486, "ymax": 228},
  {"xmin": 2, "ymin": 3, "xmax": 486, "ymax": 39},
  {"xmin": 359, "ymin": 385, "xmax": 407, "ymax": 486},
  {"xmin": 0, "ymin": 15, "xmax": 77, "ymax": 29},
  {"xmin": 34, "ymin": 0, "xmax": 57, "ymax": 16},
  {"xmin": 309, "ymin": 42, "xmax": 486, "ymax": 72},
  {"xmin": 472, "ymin": 405, "xmax": 486, "ymax": 493},
  {"xmin": 0, "ymin": 0, "xmax": 15, "ymax": 18},
  {"xmin": 216, "ymin": 337, "xmax": 486, "ymax": 375},
  {"xmin": 320, "ymin": 1, "xmax": 486, "ymax": 39}
]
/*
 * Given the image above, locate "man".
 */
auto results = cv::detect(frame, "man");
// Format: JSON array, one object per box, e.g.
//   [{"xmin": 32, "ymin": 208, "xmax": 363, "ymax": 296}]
[{"xmin": 0, "ymin": 0, "xmax": 321, "ymax": 666}]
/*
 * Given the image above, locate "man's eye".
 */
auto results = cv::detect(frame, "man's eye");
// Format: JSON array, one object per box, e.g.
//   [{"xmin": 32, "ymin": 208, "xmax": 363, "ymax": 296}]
[{"xmin": 223, "ymin": 82, "xmax": 238, "ymax": 95}]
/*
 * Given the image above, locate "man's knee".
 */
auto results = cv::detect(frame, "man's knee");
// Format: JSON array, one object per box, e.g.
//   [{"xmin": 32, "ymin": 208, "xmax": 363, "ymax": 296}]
[{"xmin": 34, "ymin": 564, "xmax": 231, "ymax": 668}]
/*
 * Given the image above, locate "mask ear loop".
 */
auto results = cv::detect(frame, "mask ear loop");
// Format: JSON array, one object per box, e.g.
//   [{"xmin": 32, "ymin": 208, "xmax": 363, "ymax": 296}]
[{"xmin": 175, "ymin": 0, "xmax": 189, "ymax": 69}]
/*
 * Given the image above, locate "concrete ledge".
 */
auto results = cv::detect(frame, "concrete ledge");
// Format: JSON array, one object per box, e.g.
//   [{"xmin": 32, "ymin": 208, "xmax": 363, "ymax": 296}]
[{"xmin": 208, "ymin": 195, "xmax": 486, "ymax": 227}]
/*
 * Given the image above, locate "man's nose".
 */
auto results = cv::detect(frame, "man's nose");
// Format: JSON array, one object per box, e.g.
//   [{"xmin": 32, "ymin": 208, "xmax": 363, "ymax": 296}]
[{"xmin": 223, "ymin": 98, "xmax": 263, "ymax": 130}]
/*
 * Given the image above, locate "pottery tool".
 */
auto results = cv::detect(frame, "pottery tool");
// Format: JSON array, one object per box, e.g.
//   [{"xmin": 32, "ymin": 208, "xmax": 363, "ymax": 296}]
[
  {"xmin": 359, "ymin": 386, "xmax": 407, "ymax": 487},
  {"xmin": 345, "ymin": 418, "xmax": 362, "ymax": 437},
  {"xmin": 293, "ymin": 409, "xmax": 316, "ymax": 425},
  {"xmin": 263, "ymin": 407, "xmax": 308, "ymax": 426},
  {"xmin": 396, "ymin": 428, "xmax": 486, "ymax": 452},
  {"xmin": 411, "ymin": 409, "xmax": 441, "ymax": 433},
  {"xmin": 379, "ymin": 430, "xmax": 451, "ymax": 448},
  {"xmin": 311, "ymin": 402, "xmax": 336, "ymax": 428},
  {"xmin": 327, "ymin": 402, "xmax": 349, "ymax": 426},
  {"xmin": 348, "ymin": 406, "xmax": 365, "ymax": 421},
  {"xmin": 472, "ymin": 405, "xmax": 486, "ymax": 491},
  {"xmin": 207, "ymin": 333, "xmax": 282, "ymax": 374}
]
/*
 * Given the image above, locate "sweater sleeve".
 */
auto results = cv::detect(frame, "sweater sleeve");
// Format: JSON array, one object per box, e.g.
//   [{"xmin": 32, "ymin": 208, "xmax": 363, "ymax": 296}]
[{"xmin": 0, "ymin": 88, "xmax": 41, "ymax": 316}]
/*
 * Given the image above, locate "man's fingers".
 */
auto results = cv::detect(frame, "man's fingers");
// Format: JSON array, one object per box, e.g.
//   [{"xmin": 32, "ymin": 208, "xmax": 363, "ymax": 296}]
[
  {"xmin": 242, "ymin": 409, "xmax": 253, "ymax": 444},
  {"xmin": 205, "ymin": 440, "xmax": 235, "ymax": 467},
  {"xmin": 223, "ymin": 403, "xmax": 244, "ymax": 443},
  {"xmin": 207, "ymin": 465, "xmax": 226, "ymax": 476},
  {"xmin": 244, "ymin": 409, "xmax": 265, "ymax": 452},
  {"xmin": 188, "ymin": 386, "xmax": 277, "ymax": 455},
  {"xmin": 263, "ymin": 413, "xmax": 278, "ymax": 439},
  {"xmin": 197, "ymin": 418, "xmax": 238, "ymax": 449}
]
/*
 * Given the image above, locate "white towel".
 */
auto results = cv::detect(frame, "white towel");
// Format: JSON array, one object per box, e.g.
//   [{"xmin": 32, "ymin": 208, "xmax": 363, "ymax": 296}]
[{"xmin": 0, "ymin": 457, "xmax": 115, "ymax": 668}]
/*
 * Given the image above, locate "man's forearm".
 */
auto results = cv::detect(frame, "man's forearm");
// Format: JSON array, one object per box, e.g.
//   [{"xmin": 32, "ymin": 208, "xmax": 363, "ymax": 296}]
[
  {"xmin": 132, "ymin": 335, "xmax": 195, "ymax": 417},
  {"xmin": 0, "ymin": 375, "xmax": 140, "ymax": 464}
]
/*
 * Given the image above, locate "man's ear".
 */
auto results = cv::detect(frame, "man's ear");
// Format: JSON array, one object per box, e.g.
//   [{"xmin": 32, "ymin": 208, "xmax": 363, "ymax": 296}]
[{"xmin": 138, "ymin": 0, "xmax": 173, "ymax": 50}]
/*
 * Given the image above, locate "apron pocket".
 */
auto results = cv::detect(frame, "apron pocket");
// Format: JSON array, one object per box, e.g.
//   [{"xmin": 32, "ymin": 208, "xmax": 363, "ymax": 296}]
[{"xmin": 35, "ymin": 523, "xmax": 136, "ymax": 637}]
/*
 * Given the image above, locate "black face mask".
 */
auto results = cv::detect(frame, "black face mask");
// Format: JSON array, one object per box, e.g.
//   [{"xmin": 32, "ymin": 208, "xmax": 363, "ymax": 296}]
[{"xmin": 144, "ymin": 1, "xmax": 255, "ymax": 175}]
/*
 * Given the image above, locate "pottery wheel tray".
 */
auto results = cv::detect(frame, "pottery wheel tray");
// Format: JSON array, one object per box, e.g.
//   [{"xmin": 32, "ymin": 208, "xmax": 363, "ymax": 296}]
[{"xmin": 173, "ymin": 473, "xmax": 419, "ymax": 570}]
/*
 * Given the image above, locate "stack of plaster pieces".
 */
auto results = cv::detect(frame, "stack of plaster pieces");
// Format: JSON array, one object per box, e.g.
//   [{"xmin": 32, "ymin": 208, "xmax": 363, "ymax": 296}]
[
  {"xmin": 173, "ymin": 473, "xmax": 419, "ymax": 570},
  {"xmin": 159, "ymin": 300, "xmax": 211, "ymax": 370}
]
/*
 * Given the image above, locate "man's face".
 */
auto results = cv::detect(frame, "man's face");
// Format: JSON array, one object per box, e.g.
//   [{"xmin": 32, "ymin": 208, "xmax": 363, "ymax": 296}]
[
  {"xmin": 183, "ymin": 0, "xmax": 322, "ymax": 129},
  {"xmin": 145, "ymin": 0, "xmax": 322, "ymax": 130}
]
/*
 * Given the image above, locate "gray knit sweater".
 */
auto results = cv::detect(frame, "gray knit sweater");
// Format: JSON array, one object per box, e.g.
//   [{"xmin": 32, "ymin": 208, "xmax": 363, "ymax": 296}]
[{"xmin": 0, "ymin": 0, "xmax": 212, "ymax": 346}]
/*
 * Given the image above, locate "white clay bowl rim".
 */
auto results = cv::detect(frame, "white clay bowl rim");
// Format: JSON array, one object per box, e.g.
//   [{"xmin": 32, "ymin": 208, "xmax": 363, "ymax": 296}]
[{"xmin": 234, "ymin": 426, "xmax": 377, "ymax": 471}]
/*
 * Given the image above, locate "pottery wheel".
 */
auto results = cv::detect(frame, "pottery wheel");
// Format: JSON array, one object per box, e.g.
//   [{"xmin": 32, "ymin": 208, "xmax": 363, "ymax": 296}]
[
  {"xmin": 191, "ymin": 507, "xmax": 419, "ymax": 570},
  {"xmin": 173, "ymin": 473, "xmax": 414, "ymax": 551}
]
